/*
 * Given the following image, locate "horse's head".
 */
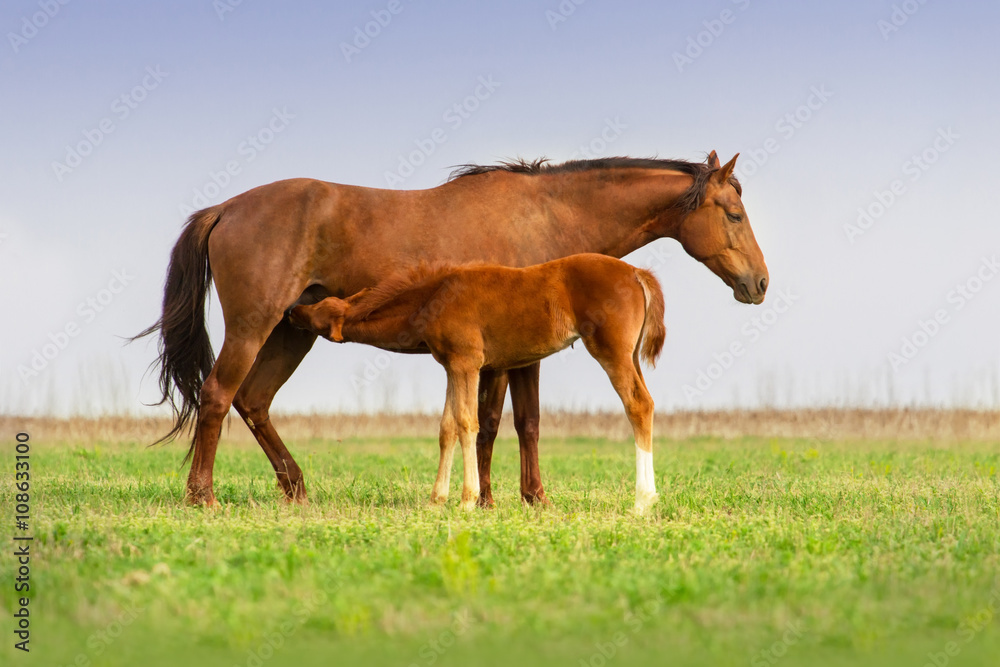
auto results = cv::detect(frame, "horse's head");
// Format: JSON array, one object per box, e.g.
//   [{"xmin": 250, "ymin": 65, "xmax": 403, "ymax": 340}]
[{"xmin": 675, "ymin": 152, "xmax": 768, "ymax": 305}]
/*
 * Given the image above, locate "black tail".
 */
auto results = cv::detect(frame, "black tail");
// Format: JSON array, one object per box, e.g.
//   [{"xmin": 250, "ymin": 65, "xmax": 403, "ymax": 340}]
[{"xmin": 132, "ymin": 207, "xmax": 222, "ymax": 457}]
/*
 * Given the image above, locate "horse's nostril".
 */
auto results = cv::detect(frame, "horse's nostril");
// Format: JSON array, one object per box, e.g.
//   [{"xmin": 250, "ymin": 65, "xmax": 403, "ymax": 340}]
[{"xmin": 759, "ymin": 277, "xmax": 768, "ymax": 293}]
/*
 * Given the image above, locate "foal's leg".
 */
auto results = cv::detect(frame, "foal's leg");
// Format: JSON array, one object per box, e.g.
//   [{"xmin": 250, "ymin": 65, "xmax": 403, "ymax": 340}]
[
  {"xmin": 585, "ymin": 340, "xmax": 657, "ymax": 514},
  {"xmin": 613, "ymin": 362, "xmax": 656, "ymax": 514},
  {"xmin": 232, "ymin": 318, "xmax": 317, "ymax": 503},
  {"xmin": 430, "ymin": 380, "xmax": 459, "ymax": 505},
  {"xmin": 476, "ymin": 369, "xmax": 509, "ymax": 507},
  {"xmin": 610, "ymin": 363, "xmax": 656, "ymax": 513},
  {"xmin": 451, "ymin": 368, "xmax": 482, "ymax": 510},
  {"xmin": 509, "ymin": 363, "xmax": 549, "ymax": 505}
]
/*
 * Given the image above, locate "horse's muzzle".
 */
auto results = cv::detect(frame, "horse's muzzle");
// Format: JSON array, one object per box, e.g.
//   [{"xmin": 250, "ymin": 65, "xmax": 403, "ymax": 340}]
[{"xmin": 736, "ymin": 274, "xmax": 767, "ymax": 305}]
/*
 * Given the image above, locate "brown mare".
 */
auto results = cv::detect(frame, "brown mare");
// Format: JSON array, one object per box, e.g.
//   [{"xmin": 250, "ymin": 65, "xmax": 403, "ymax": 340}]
[
  {"xmin": 288, "ymin": 254, "xmax": 667, "ymax": 512},
  {"xmin": 137, "ymin": 152, "xmax": 767, "ymax": 506}
]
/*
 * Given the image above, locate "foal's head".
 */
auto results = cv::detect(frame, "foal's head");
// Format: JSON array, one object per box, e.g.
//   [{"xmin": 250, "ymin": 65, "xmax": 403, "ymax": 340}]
[
  {"xmin": 289, "ymin": 298, "xmax": 349, "ymax": 342},
  {"xmin": 675, "ymin": 152, "xmax": 769, "ymax": 305}
]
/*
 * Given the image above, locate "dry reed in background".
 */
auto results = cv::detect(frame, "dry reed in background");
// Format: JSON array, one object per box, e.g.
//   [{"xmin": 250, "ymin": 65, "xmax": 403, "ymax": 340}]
[{"xmin": 3, "ymin": 409, "xmax": 998, "ymax": 446}]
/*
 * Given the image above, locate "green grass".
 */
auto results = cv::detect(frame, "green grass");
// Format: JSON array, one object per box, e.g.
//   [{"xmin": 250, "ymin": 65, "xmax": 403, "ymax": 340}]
[{"xmin": 2, "ymin": 433, "xmax": 999, "ymax": 666}]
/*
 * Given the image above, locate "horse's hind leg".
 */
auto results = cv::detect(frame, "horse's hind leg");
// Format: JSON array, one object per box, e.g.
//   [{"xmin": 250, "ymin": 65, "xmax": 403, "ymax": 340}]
[
  {"xmin": 608, "ymin": 360, "xmax": 656, "ymax": 514},
  {"xmin": 476, "ymin": 369, "xmax": 508, "ymax": 507},
  {"xmin": 627, "ymin": 371, "xmax": 657, "ymax": 515},
  {"xmin": 187, "ymin": 324, "xmax": 281, "ymax": 505},
  {"xmin": 232, "ymin": 318, "xmax": 317, "ymax": 503},
  {"xmin": 583, "ymin": 336, "xmax": 657, "ymax": 514}
]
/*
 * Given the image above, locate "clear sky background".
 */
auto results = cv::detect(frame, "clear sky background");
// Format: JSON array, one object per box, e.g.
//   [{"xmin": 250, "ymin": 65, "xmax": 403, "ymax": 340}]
[{"xmin": 2, "ymin": 0, "xmax": 998, "ymax": 415}]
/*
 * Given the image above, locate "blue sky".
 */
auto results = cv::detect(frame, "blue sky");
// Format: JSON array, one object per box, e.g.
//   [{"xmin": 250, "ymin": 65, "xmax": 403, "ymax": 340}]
[{"xmin": 2, "ymin": 0, "xmax": 999, "ymax": 414}]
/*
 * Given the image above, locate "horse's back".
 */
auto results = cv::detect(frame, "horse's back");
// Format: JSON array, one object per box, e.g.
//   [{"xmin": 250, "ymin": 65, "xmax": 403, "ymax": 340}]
[{"xmin": 429, "ymin": 256, "xmax": 638, "ymax": 369}]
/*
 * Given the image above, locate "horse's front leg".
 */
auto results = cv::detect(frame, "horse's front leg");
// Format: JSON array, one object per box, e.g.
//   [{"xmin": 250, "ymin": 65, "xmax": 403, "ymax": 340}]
[{"xmin": 509, "ymin": 363, "xmax": 549, "ymax": 505}]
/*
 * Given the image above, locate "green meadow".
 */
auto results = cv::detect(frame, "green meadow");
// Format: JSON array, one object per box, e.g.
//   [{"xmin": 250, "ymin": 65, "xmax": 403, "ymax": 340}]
[{"xmin": 2, "ymin": 432, "xmax": 999, "ymax": 666}]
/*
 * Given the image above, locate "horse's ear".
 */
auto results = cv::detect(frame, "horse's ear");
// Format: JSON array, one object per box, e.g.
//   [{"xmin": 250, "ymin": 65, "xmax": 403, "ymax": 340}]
[
  {"xmin": 713, "ymin": 153, "xmax": 739, "ymax": 183},
  {"xmin": 707, "ymin": 150, "xmax": 720, "ymax": 168}
]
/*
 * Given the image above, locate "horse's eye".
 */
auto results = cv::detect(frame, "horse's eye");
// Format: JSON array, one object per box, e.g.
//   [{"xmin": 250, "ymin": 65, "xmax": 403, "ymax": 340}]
[{"xmin": 727, "ymin": 212, "xmax": 743, "ymax": 223}]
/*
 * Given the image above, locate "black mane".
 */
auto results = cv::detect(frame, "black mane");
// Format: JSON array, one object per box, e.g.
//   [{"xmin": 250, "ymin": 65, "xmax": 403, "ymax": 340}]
[{"xmin": 448, "ymin": 156, "xmax": 741, "ymax": 211}]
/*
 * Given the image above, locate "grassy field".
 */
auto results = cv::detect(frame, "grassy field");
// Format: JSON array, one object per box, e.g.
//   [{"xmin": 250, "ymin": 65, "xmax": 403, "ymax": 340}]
[{"xmin": 2, "ymin": 418, "xmax": 999, "ymax": 666}]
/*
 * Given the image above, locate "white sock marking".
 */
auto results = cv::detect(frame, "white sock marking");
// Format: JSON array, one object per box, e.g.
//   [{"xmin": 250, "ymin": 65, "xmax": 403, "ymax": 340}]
[{"xmin": 635, "ymin": 443, "xmax": 658, "ymax": 513}]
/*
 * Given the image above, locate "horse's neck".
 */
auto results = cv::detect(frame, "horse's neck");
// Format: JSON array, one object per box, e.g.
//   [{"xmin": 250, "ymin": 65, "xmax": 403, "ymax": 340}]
[{"xmin": 490, "ymin": 169, "xmax": 691, "ymax": 258}]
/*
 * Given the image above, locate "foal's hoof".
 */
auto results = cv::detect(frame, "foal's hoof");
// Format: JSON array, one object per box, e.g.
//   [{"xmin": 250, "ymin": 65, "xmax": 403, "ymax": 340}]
[
  {"xmin": 428, "ymin": 494, "xmax": 449, "ymax": 506},
  {"xmin": 460, "ymin": 499, "xmax": 478, "ymax": 512},
  {"xmin": 633, "ymin": 492, "xmax": 659, "ymax": 516}
]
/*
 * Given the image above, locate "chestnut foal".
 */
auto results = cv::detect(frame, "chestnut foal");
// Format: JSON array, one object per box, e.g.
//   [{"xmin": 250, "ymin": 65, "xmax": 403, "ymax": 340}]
[{"xmin": 289, "ymin": 253, "xmax": 666, "ymax": 514}]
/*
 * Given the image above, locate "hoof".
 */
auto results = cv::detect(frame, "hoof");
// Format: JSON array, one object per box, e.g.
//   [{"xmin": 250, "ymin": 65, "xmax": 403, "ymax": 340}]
[
  {"xmin": 186, "ymin": 490, "xmax": 217, "ymax": 507},
  {"xmin": 429, "ymin": 494, "xmax": 449, "ymax": 506},
  {"xmin": 280, "ymin": 484, "xmax": 309, "ymax": 505},
  {"xmin": 633, "ymin": 492, "xmax": 659, "ymax": 516},
  {"xmin": 521, "ymin": 491, "xmax": 551, "ymax": 506},
  {"xmin": 477, "ymin": 496, "xmax": 496, "ymax": 509}
]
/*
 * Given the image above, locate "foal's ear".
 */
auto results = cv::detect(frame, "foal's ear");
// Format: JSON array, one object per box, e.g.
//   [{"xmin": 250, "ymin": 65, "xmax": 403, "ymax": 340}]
[
  {"xmin": 707, "ymin": 150, "xmax": 720, "ymax": 168},
  {"xmin": 319, "ymin": 302, "xmax": 346, "ymax": 342},
  {"xmin": 326, "ymin": 319, "xmax": 345, "ymax": 342},
  {"xmin": 712, "ymin": 153, "xmax": 739, "ymax": 183}
]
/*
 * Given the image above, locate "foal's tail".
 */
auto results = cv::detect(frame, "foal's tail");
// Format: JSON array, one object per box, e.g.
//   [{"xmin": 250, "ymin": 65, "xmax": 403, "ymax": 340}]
[
  {"xmin": 131, "ymin": 207, "xmax": 222, "ymax": 451},
  {"xmin": 634, "ymin": 268, "xmax": 666, "ymax": 367}
]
